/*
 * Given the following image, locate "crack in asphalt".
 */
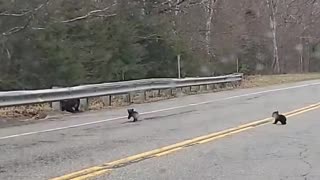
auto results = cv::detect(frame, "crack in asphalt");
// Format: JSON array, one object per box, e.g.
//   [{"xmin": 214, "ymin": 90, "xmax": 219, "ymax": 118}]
[{"xmin": 298, "ymin": 144, "xmax": 312, "ymax": 180}]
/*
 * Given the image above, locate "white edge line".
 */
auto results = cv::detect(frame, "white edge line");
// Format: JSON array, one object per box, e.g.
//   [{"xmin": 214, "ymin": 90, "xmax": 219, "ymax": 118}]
[{"xmin": 0, "ymin": 82, "xmax": 319, "ymax": 140}]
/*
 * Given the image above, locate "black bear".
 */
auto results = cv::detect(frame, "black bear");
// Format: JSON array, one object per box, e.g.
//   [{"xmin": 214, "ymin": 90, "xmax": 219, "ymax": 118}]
[
  {"xmin": 272, "ymin": 111, "xmax": 287, "ymax": 125},
  {"xmin": 127, "ymin": 109, "xmax": 139, "ymax": 122},
  {"xmin": 60, "ymin": 99, "xmax": 80, "ymax": 113}
]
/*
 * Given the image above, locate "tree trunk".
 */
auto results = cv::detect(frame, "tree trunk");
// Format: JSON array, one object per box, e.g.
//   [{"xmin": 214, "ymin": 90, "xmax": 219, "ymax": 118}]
[
  {"xmin": 205, "ymin": 0, "xmax": 217, "ymax": 58},
  {"xmin": 121, "ymin": 69, "xmax": 125, "ymax": 81},
  {"xmin": 304, "ymin": 40, "xmax": 311, "ymax": 72},
  {"xmin": 177, "ymin": 54, "xmax": 181, "ymax": 78},
  {"xmin": 141, "ymin": 0, "xmax": 146, "ymax": 15},
  {"xmin": 271, "ymin": 21, "xmax": 280, "ymax": 73},
  {"xmin": 267, "ymin": 0, "xmax": 280, "ymax": 74},
  {"xmin": 299, "ymin": 38, "xmax": 304, "ymax": 72}
]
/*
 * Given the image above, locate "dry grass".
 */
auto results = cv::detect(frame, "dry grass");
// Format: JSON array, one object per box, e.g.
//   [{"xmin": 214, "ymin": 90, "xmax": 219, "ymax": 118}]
[
  {"xmin": 0, "ymin": 103, "xmax": 52, "ymax": 121},
  {"xmin": 88, "ymin": 91, "xmax": 173, "ymax": 110},
  {"xmin": 241, "ymin": 73, "xmax": 320, "ymax": 88}
]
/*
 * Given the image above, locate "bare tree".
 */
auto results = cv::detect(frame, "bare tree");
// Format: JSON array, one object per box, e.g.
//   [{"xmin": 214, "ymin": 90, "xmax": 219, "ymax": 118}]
[
  {"xmin": 61, "ymin": 4, "xmax": 116, "ymax": 23},
  {"xmin": 203, "ymin": 0, "xmax": 218, "ymax": 58},
  {"xmin": 266, "ymin": 0, "xmax": 280, "ymax": 73},
  {"xmin": 0, "ymin": 0, "xmax": 50, "ymax": 36},
  {"xmin": 297, "ymin": 0, "xmax": 320, "ymax": 72},
  {"xmin": 280, "ymin": 0, "xmax": 320, "ymax": 72}
]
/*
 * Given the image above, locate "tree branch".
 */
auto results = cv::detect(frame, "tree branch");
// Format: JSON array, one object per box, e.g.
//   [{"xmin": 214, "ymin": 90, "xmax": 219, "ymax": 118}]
[
  {"xmin": 0, "ymin": 0, "xmax": 50, "ymax": 17},
  {"xmin": 5, "ymin": 48, "xmax": 11, "ymax": 60},
  {"xmin": 1, "ymin": 1, "xmax": 116, "ymax": 36},
  {"xmin": 135, "ymin": 34, "xmax": 162, "ymax": 40},
  {"xmin": 61, "ymin": 4, "xmax": 116, "ymax": 23},
  {"xmin": 158, "ymin": 0, "xmax": 201, "ymax": 14},
  {"xmin": 0, "ymin": 0, "xmax": 50, "ymax": 36},
  {"xmin": 0, "ymin": 11, "xmax": 31, "ymax": 17},
  {"xmin": 2, "ymin": 16, "xmax": 32, "ymax": 36}
]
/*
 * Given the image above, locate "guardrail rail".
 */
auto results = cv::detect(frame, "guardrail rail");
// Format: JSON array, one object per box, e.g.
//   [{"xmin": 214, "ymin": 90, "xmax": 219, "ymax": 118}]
[{"xmin": 0, "ymin": 73, "xmax": 243, "ymax": 108}]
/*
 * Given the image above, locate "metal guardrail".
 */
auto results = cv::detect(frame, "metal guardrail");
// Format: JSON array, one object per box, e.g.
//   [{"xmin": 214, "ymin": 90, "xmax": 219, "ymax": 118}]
[{"xmin": 0, "ymin": 73, "xmax": 243, "ymax": 107}]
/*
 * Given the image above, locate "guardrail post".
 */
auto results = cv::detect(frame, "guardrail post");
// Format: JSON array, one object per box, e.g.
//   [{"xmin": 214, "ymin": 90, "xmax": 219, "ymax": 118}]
[
  {"xmin": 170, "ymin": 89, "xmax": 174, "ymax": 96},
  {"xmin": 206, "ymin": 84, "xmax": 212, "ymax": 91},
  {"xmin": 127, "ymin": 93, "xmax": 132, "ymax": 104},
  {"xmin": 102, "ymin": 96, "xmax": 112, "ymax": 107},
  {"xmin": 51, "ymin": 86, "xmax": 61, "ymax": 111},
  {"xmin": 190, "ymin": 86, "xmax": 194, "ymax": 93},
  {"xmin": 79, "ymin": 98, "xmax": 89, "ymax": 111},
  {"xmin": 51, "ymin": 101, "xmax": 61, "ymax": 111},
  {"xmin": 144, "ymin": 91, "xmax": 147, "ymax": 101},
  {"xmin": 176, "ymin": 87, "xmax": 183, "ymax": 97}
]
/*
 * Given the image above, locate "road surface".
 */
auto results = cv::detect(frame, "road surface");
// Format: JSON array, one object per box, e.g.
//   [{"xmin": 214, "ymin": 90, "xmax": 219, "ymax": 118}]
[
  {"xmin": 103, "ymin": 109, "xmax": 320, "ymax": 180},
  {"xmin": 0, "ymin": 80, "xmax": 320, "ymax": 180}
]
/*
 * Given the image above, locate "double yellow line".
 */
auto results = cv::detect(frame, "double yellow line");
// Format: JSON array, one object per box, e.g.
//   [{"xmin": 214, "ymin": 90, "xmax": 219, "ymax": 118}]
[{"xmin": 50, "ymin": 102, "xmax": 320, "ymax": 180}]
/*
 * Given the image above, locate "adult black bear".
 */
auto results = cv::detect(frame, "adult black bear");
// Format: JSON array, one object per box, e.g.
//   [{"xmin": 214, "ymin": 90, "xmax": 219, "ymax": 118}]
[{"xmin": 61, "ymin": 99, "xmax": 80, "ymax": 113}]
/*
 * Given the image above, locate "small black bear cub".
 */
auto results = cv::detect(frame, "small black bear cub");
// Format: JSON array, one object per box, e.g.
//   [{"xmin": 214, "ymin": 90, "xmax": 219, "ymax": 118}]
[
  {"xmin": 272, "ymin": 111, "xmax": 287, "ymax": 125},
  {"xmin": 61, "ymin": 99, "xmax": 80, "ymax": 113},
  {"xmin": 127, "ymin": 109, "xmax": 139, "ymax": 122}
]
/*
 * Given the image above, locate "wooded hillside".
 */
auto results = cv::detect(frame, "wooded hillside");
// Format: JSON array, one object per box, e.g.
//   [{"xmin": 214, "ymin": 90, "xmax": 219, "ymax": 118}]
[{"xmin": 1, "ymin": 0, "xmax": 320, "ymax": 90}]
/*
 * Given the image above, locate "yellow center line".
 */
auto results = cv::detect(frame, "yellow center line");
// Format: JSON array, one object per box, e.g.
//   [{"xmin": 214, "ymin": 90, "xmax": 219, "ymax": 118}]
[
  {"xmin": 286, "ymin": 105, "xmax": 320, "ymax": 118},
  {"xmin": 50, "ymin": 167, "xmax": 105, "ymax": 180},
  {"xmin": 50, "ymin": 102, "xmax": 320, "ymax": 180},
  {"xmin": 155, "ymin": 147, "xmax": 183, "ymax": 157},
  {"xmin": 69, "ymin": 169, "xmax": 111, "ymax": 180},
  {"xmin": 198, "ymin": 126, "xmax": 254, "ymax": 144}
]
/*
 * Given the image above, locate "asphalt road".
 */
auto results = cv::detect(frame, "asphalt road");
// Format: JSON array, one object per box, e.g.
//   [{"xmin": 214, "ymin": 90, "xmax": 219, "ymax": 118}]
[
  {"xmin": 0, "ymin": 80, "xmax": 320, "ymax": 180},
  {"xmin": 103, "ymin": 107, "xmax": 320, "ymax": 180}
]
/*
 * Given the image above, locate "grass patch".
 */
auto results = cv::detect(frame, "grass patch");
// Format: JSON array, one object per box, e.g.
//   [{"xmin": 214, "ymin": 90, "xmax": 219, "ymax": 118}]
[
  {"xmin": 0, "ymin": 104, "xmax": 52, "ymax": 121},
  {"xmin": 241, "ymin": 73, "xmax": 320, "ymax": 88}
]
